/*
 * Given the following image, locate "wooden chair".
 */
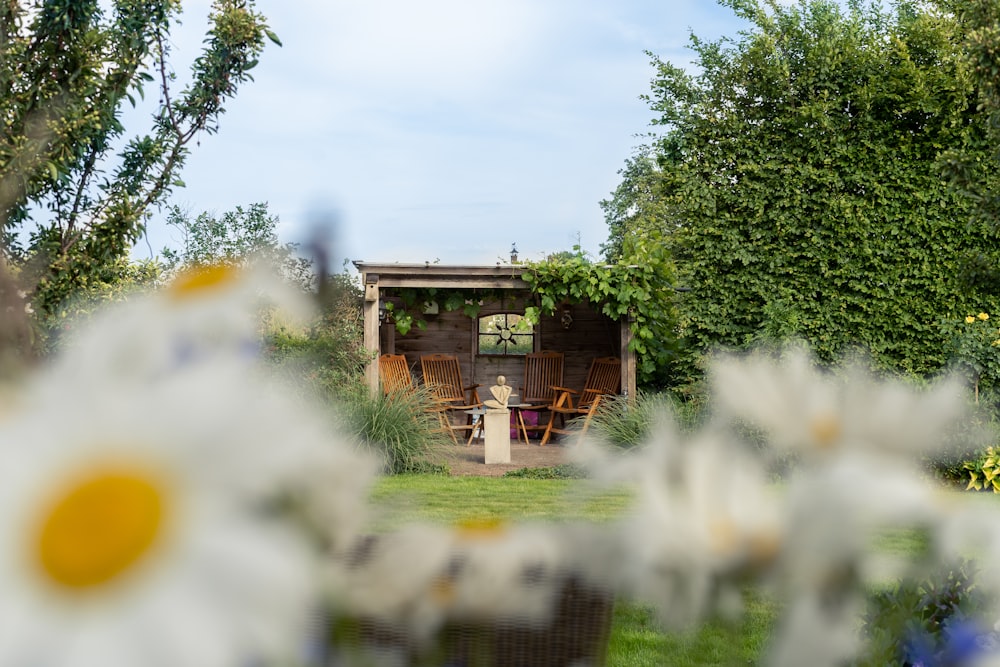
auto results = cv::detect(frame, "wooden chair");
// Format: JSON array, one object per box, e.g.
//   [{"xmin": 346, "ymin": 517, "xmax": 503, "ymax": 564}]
[
  {"xmin": 518, "ymin": 351, "xmax": 564, "ymax": 441},
  {"xmin": 379, "ymin": 353, "xmax": 457, "ymax": 442},
  {"xmin": 540, "ymin": 357, "xmax": 621, "ymax": 446},
  {"xmin": 378, "ymin": 353, "xmax": 414, "ymax": 395},
  {"xmin": 420, "ymin": 354, "xmax": 482, "ymax": 445}
]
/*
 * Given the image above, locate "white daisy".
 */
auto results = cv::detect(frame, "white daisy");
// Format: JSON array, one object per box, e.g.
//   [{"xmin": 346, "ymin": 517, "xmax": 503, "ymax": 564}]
[
  {"xmin": 710, "ymin": 348, "xmax": 969, "ymax": 459},
  {"xmin": 0, "ymin": 354, "xmax": 370, "ymax": 667},
  {"xmin": 53, "ymin": 263, "xmax": 312, "ymax": 384},
  {"xmin": 580, "ymin": 416, "xmax": 783, "ymax": 629},
  {"xmin": 330, "ymin": 518, "xmax": 605, "ymax": 647}
]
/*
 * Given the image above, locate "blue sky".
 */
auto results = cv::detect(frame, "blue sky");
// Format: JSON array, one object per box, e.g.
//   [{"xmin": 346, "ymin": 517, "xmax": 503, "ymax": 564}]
[{"xmin": 138, "ymin": 1, "xmax": 757, "ymax": 269}]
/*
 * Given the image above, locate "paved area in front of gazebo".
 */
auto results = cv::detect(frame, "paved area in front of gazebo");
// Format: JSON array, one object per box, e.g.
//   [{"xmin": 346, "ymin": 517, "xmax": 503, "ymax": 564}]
[{"xmin": 440, "ymin": 440, "xmax": 573, "ymax": 476}]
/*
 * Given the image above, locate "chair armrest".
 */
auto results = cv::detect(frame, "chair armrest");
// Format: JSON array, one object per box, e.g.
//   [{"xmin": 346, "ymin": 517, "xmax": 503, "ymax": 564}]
[{"xmin": 549, "ymin": 386, "xmax": 579, "ymax": 395}]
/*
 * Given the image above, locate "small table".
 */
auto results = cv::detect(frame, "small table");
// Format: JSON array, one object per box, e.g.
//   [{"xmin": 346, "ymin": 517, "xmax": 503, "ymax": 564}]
[
  {"xmin": 464, "ymin": 408, "xmax": 487, "ymax": 445},
  {"xmin": 464, "ymin": 405, "xmax": 534, "ymax": 445},
  {"xmin": 509, "ymin": 404, "xmax": 534, "ymax": 444}
]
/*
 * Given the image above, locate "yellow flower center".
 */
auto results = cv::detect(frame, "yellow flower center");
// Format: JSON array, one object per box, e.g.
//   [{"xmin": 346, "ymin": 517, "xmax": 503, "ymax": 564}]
[
  {"xmin": 429, "ymin": 576, "xmax": 456, "ymax": 606},
  {"xmin": 167, "ymin": 264, "xmax": 239, "ymax": 300},
  {"xmin": 810, "ymin": 414, "xmax": 842, "ymax": 449},
  {"xmin": 709, "ymin": 518, "xmax": 738, "ymax": 554},
  {"xmin": 746, "ymin": 530, "xmax": 782, "ymax": 567},
  {"xmin": 34, "ymin": 467, "xmax": 167, "ymax": 590},
  {"xmin": 453, "ymin": 517, "xmax": 507, "ymax": 541}
]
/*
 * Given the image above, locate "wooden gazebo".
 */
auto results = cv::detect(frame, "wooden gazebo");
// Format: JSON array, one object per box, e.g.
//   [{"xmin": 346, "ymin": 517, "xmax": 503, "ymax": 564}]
[{"xmin": 353, "ymin": 261, "xmax": 637, "ymax": 400}]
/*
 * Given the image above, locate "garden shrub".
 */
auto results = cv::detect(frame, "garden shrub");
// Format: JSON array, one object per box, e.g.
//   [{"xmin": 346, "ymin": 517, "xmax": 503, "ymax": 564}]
[
  {"xmin": 337, "ymin": 384, "xmax": 453, "ymax": 475},
  {"xmin": 503, "ymin": 465, "xmax": 588, "ymax": 480},
  {"xmin": 265, "ymin": 273, "xmax": 368, "ymax": 395},
  {"xmin": 587, "ymin": 391, "xmax": 703, "ymax": 449},
  {"xmin": 858, "ymin": 561, "xmax": 993, "ymax": 666}
]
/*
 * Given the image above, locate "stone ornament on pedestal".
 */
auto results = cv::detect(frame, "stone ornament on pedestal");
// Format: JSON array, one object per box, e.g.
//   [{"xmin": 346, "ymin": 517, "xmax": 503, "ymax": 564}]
[{"xmin": 484, "ymin": 375, "xmax": 512, "ymax": 464}]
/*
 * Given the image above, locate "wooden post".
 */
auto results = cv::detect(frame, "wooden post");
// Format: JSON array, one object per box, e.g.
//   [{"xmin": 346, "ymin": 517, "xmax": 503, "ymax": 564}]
[{"xmin": 362, "ymin": 273, "xmax": 381, "ymax": 398}]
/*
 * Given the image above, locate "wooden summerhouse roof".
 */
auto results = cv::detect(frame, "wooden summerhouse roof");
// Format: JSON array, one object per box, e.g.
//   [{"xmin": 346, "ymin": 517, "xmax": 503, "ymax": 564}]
[{"xmin": 352, "ymin": 261, "xmax": 636, "ymax": 399}]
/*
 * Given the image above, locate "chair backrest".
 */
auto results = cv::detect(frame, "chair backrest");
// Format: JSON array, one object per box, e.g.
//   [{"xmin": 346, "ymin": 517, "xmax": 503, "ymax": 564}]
[
  {"xmin": 521, "ymin": 350, "xmax": 564, "ymax": 405},
  {"xmin": 580, "ymin": 357, "xmax": 621, "ymax": 406},
  {"xmin": 420, "ymin": 354, "xmax": 468, "ymax": 403},
  {"xmin": 378, "ymin": 353, "xmax": 413, "ymax": 395}
]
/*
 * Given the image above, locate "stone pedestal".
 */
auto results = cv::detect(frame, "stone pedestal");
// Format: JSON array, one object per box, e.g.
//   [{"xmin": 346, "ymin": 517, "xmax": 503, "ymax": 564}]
[{"xmin": 484, "ymin": 409, "xmax": 511, "ymax": 464}]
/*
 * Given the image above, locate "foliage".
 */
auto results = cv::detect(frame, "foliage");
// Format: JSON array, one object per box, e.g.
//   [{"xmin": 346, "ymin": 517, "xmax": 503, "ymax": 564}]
[
  {"xmin": 963, "ymin": 446, "xmax": 1000, "ymax": 492},
  {"xmin": 0, "ymin": 0, "xmax": 279, "ymax": 316},
  {"xmin": 265, "ymin": 272, "xmax": 368, "ymax": 393},
  {"xmin": 621, "ymin": 0, "xmax": 1000, "ymax": 382},
  {"xmin": 502, "ymin": 464, "xmax": 588, "ymax": 479},
  {"xmin": 858, "ymin": 561, "xmax": 993, "ymax": 666},
  {"xmin": 36, "ymin": 256, "xmax": 162, "ymax": 352},
  {"xmin": 336, "ymin": 384, "xmax": 453, "ymax": 475},
  {"xmin": 942, "ymin": 309, "xmax": 1000, "ymax": 398},
  {"xmin": 599, "ymin": 145, "xmax": 673, "ymax": 265},
  {"xmin": 521, "ymin": 248, "xmax": 680, "ymax": 387},
  {"xmin": 381, "ymin": 286, "xmax": 500, "ymax": 336},
  {"xmin": 938, "ymin": 0, "xmax": 1000, "ymax": 229},
  {"xmin": 161, "ymin": 202, "xmax": 312, "ymax": 289}
]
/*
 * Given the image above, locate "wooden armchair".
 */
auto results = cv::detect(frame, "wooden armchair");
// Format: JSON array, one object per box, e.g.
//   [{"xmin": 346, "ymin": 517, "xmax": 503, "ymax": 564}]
[
  {"xmin": 420, "ymin": 354, "xmax": 482, "ymax": 444},
  {"xmin": 518, "ymin": 351, "xmax": 564, "ymax": 440},
  {"xmin": 540, "ymin": 357, "xmax": 621, "ymax": 446},
  {"xmin": 378, "ymin": 353, "xmax": 414, "ymax": 395}
]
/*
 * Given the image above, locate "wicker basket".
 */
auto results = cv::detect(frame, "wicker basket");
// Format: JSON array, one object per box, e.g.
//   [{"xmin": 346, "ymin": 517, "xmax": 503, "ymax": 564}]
[{"xmin": 332, "ymin": 574, "xmax": 613, "ymax": 667}]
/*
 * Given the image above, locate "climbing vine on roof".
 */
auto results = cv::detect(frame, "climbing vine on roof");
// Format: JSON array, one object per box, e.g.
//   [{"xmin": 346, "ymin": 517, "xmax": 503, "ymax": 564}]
[
  {"xmin": 379, "ymin": 252, "xmax": 679, "ymax": 387},
  {"xmin": 382, "ymin": 287, "xmax": 503, "ymax": 336},
  {"xmin": 520, "ymin": 252, "xmax": 678, "ymax": 386}
]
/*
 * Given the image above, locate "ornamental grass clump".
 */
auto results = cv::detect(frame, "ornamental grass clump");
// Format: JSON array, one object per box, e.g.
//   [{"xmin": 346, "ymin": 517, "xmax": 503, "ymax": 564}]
[
  {"xmin": 586, "ymin": 390, "xmax": 699, "ymax": 449},
  {"xmin": 337, "ymin": 384, "xmax": 453, "ymax": 475}
]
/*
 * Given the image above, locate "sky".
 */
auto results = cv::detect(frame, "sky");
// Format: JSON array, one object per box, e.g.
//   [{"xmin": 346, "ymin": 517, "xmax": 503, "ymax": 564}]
[{"xmin": 135, "ymin": 0, "xmax": 757, "ymax": 270}]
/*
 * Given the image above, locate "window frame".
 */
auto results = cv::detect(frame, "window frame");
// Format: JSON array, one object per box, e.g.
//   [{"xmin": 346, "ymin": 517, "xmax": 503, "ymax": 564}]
[{"xmin": 476, "ymin": 311, "xmax": 534, "ymax": 357}]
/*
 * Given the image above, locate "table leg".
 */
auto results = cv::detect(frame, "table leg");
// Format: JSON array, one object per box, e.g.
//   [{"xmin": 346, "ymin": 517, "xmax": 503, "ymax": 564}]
[
  {"xmin": 467, "ymin": 413, "xmax": 484, "ymax": 446},
  {"xmin": 514, "ymin": 407, "xmax": 530, "ymax": 444}
]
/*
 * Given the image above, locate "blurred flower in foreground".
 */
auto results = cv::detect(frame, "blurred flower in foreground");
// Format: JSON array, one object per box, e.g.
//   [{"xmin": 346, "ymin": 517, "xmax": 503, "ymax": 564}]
[
  {"xmin": 51, "ymin": 263, "xmax": 312, "ymax": 383},
  {"xmin": 709, "ymin": 348, "xmax": 968, "ymax": 459},
  {"xmin": 578, "ymin": 417, "xmax": 783, "ymax": 629},
  {"xmin": 329, "ymin": 519, "xmax": 608, "ymax": 646},
  {"xmin": 574, "ymin": 349, "xmax": 994, "ymax": 667},
  {"xmin": 0, "ymin": 266, "xmax": 377, "ymax": 667}
]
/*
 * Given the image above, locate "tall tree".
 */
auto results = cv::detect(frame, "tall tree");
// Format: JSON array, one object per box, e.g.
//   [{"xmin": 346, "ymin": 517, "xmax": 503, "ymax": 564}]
[
  {"xmin": 624, "ymin": 0, "xmax": 1000, "ymax": 377},
  {"xmin": 600, "ymin": 145, "xmax": 671, "ymax": 264},
  {"xmin": 161, "ymin": 202, "xmax": 313, "ymax": 290},
  {"xmin": 0, "ymin": 0, "xmax": 279, "ymax": 315}
]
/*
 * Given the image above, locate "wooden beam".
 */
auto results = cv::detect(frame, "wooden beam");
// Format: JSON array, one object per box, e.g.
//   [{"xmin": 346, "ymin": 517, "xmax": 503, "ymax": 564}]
[{"xmin": 375, "ymin": 277, "xmax": 529, "ymax": 290}]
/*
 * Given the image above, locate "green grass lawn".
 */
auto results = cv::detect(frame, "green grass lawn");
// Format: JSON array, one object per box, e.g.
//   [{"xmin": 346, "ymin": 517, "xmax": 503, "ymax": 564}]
[{"xmin": 369, "ymin": 473, "xmax": 633, "ymax": 527}]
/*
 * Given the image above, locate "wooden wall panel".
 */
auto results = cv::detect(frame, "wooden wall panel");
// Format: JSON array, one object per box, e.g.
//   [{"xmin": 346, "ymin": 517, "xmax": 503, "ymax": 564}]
[{"xmin": 385, "ymin": 298, "xmax": 622, "ymax": 398}]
